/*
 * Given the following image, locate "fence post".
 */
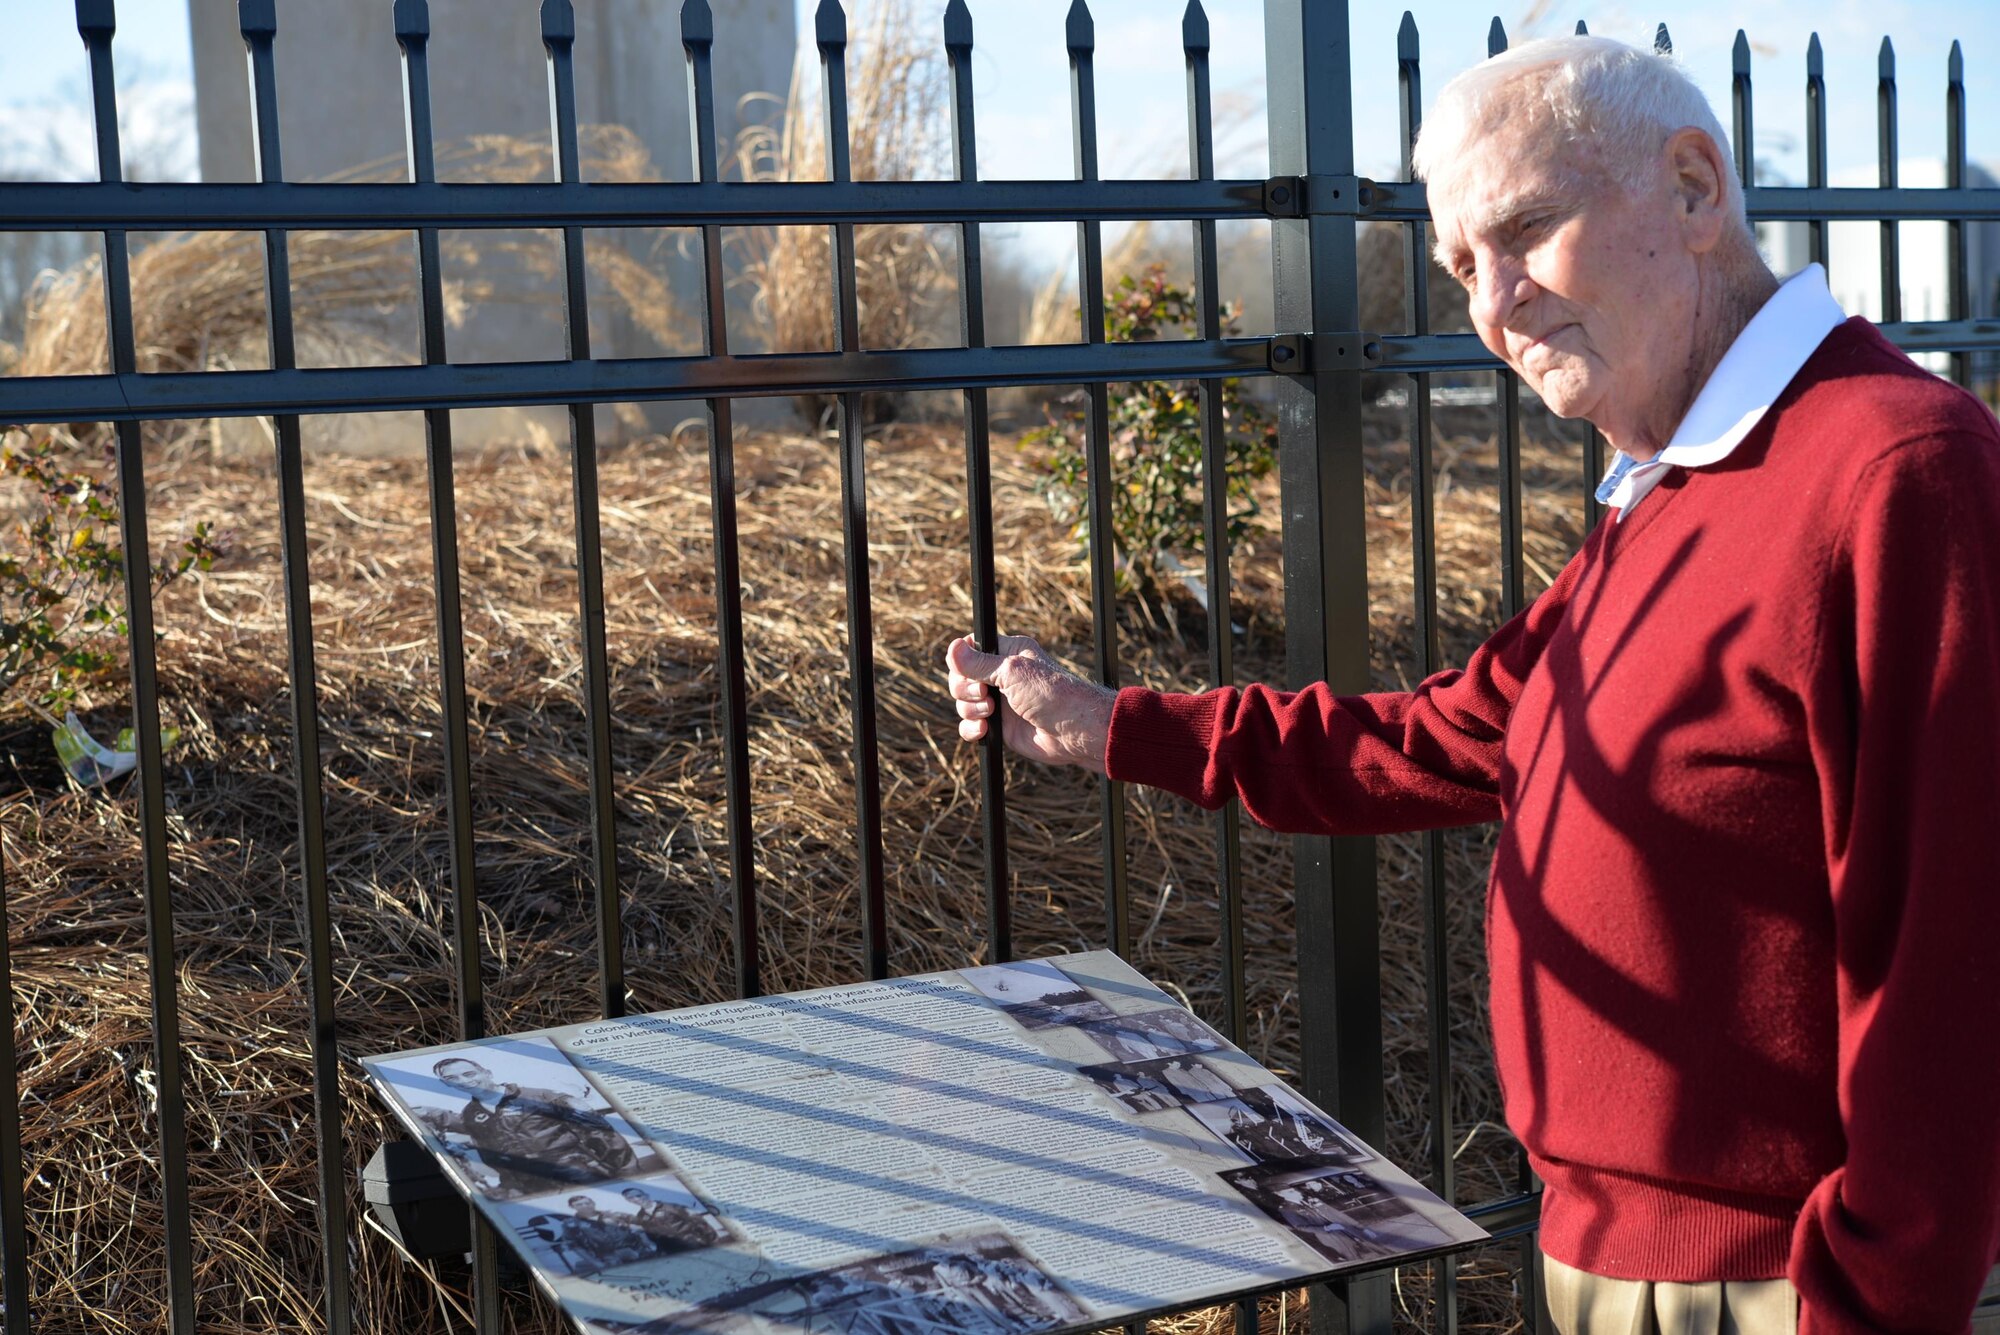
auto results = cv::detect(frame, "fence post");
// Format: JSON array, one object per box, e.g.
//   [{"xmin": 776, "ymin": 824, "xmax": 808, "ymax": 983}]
[{"xmin": 1261, "ymin": 4, "xmax": 1387, "ymax": 1334}]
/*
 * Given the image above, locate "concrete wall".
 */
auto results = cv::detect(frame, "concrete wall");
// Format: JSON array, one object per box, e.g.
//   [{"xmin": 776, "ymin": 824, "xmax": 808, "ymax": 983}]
[{"xmin": 189, "ymin": 0, "xmax": 795, "ymax": 449}]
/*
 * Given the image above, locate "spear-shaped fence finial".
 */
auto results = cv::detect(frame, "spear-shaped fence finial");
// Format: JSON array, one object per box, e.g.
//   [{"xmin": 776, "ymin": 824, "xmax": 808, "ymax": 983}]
[
  {"xmin": 1733, "ymin": 29, "xmax": 1751, "ymax": 75},
  {"xmin": 1807, "ymin": 32, "xmax": 1824, "ymax": 78},
  {"xmin": 394, "ymin": 0, "xmax": 430, "ymax": 40},
  {"xmin": 541, "ymin": 0, "xmax": 575, "ymax": 45},
  {"xmin": 1488, "ymin": 16, "xmax": 1508, "ymax": 56},
  {"xmin": 1655, "ymin": 22, "xmax": 1672, "ymax": 54},
  {"xmin": 1183, "ymin": 0, "xmax": 1209, "ymax": 53},
  {"xmin": 816, "ymin": 0, "xmax": 847, "ymax": 48},
  {"xmin": 681, "ymin": 0, "xmax": 713, "ymax": 47},
  {"xmin": 238, "ymin": 0, "xmax": 276, "ymax": 37},
  {"xmin": 944, "ymin": 0, "xmax": 973, "ymax": 51},
  {"xmin": 1400, "ymin": 12, "xmax": 1420, "ymax": 61},
  {"xmin": 1067, "ymin": 0, "xmax": 1095, "ymax": 54},
  {"xmin": 75, "ymin": 0, "xmax": 114, "ymax": 37}
]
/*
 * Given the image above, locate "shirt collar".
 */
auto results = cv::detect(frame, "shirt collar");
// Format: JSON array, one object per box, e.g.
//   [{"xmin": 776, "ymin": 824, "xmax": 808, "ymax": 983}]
[{"xmin": 1597, "ymin": 263, "xmax": 1847, "ymax": 518}]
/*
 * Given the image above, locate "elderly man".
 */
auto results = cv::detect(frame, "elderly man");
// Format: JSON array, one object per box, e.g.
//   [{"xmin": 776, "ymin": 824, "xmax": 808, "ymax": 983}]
[{"xmin": 943, "ymin": 34, "xmax": 2000, "ymax": 1335}]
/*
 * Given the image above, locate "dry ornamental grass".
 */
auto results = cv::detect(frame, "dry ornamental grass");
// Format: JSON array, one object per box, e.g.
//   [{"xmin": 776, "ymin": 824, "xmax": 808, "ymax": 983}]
[{"xmin": 0, "ymin": 395, "xmax": 1591, "ymax": 1333}]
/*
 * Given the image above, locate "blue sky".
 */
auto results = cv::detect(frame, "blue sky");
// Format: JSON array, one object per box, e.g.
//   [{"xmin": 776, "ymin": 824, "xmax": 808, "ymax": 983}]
[{"xmin": 4, "ymin": 2, "xmax": 1997, "ymax": 223}]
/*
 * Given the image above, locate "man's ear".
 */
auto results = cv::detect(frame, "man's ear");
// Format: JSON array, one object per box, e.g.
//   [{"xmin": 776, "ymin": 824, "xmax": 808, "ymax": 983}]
[{"xmin": 1668, "ymin": 126, "xmax": 1732, "ymax": 254}]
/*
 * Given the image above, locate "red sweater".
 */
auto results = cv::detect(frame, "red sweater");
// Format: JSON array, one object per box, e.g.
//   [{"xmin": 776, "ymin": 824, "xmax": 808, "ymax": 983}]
[{"xmin": 1106, "ymin": 321, "xmax": 2000, "ymax": 1332}]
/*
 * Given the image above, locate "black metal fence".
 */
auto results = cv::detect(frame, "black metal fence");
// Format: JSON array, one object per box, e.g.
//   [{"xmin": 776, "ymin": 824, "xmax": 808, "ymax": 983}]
[{"xmin": 2, "ymin": 1, "xmax": 1998, "ymax": 1333}]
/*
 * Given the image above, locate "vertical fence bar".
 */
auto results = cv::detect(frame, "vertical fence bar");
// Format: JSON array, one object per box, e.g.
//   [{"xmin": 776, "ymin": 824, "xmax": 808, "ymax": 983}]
[
  {"xmin": 1264, "ymin": 1, "xmax": 1387, "ymax": 1331},
  {"xmin": 1484, "ymin": 23, "xmax": 1545, "ymax": 1328},
  {"xmin": 1497, "ymin": 370, "xmax": 1524, "ymax": 618},
  {"xmin": 1806, "ymin": 35, "xmax": 1828, "ymax": 270},
  {"xmin": 1185, "ymin": 15, "xmax": 1253, "ymax": 1333},
  {"xmin": 816, "ymin": 0, "xmax": 892, "ymax": 983},
  {"xmin": 1576, "ymin": 21, "xmax": 1606, "ymax": 534},
  {"xmin": 238, "ymin": 5, "xmax": 352, "ymax": 1329},
  {"xmin": 1732, "ymin": 29, "xmax": 1755, "ymax": 193},
  {"xmin": 1067, "ymin": 0, "xmax": 1133, "ymax": 961},
  {"xmin": 0, "ymin": 844, "xmax": 27, "ymax": 1335},
  {"xmin": 541, "ymin": 0, "xmax": 626, "ymax": 1018},
  {"xmin": 1877, "ymin": 39, "xmax": 1902, "ymax": 324},
  {"xmin": 681, "ymin": 0, "xmax": 761, "ymax": 998},
  {"xmin": 1946, "ymin": 41, "xmax": 1970, "ymax": 388},
  {"xmin": 1399, "ymin": 16, "xmax": 1457, "ymax": 1334},
  {"xmin": 1488, "ymin": 18, "xmax": 1525, "ymax": 623},
  {"xmin": 395, "ymin": 0, "xmax": 483, "ymax": 1044},
  {"xmin": 943, "ymin": 0, "xmax": 1013, "ymax": 965},
  {"xmin": 73, "ymin": 7, "xmax": 196, "ymax": 1331},
  {"xmin": 395, "ymin": 4, "xmax": 503, "ymax": 1322},
  {"xmin": 1183, "ymin": 0, "xmax": 1248, "ymax": 1052}
]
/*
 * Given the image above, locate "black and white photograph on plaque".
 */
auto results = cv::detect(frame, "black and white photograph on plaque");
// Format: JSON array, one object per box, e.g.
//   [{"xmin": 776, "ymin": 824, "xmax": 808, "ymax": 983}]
[
  {"xmin": 1186, "ymin": 1084, "xmax": 1370, "ymax": 1167},
  {"xmin": 1222, "ymin": 1162, "xmax": 1454, "ymax": 1266},
  {"xmin": 496, "ymin": 1185, "xmax": 667, "ymax": 1278},
  {"xmin": 627, "ymin": 1232, "xmax": 1091, "ymax": 1335},
  {"xmin": 368, "ymin": 1037, "xmax": 666, "ymax": 1199},
  {"xmin": 959, "ymin": 959, "xmax": 1117, "ymax": 1030},
  {"xmin": 610, "ymin": 1178, "xmax": 733, "ymax": 1255},
  {"xmin": 1077, "ymin": 1053, "xmax": 1239, "ymax": 1113},
  {"xmin": 1077, "ymin": 1006, "xmax": 1226, "ymax": 1064}
]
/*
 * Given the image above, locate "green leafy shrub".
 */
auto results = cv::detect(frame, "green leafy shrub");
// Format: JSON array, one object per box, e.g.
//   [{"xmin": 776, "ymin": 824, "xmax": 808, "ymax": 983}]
[
  {"xmin": 1, "ymin": 430, "xmax": 223, "ymax": 715},
  {"xmin": 1022, "ymin": 265, "xmax": 1276, "ymax": 596}
]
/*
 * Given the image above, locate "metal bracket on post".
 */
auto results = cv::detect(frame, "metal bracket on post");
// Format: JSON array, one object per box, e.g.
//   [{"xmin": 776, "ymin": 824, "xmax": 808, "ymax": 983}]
[
  {"xmin": 1266, "ymin": 334, "xmax": 1308, "ymax": 373},
  {"xmin": 1306, "ymin": 332, "xmax": 1383, "ymax": 372},
  {"xmin": 1263, "ymin": 176, "xmax": 1306, "ymax": 216},
  {"xmin": 1262, "ymin": 175, "xmax": 1380, "ymax": 217}
]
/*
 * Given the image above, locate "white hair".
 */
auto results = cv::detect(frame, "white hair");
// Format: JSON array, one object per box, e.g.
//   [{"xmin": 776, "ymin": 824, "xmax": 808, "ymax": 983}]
[{"xmin": 1412, "ymin": 34, "xmax": 1744, "ymax": 223}]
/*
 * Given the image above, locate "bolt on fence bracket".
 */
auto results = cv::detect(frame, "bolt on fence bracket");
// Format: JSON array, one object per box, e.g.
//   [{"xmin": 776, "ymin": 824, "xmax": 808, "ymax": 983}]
[
  {"xmin": 1266, "ymin": 334, "xmax": 1309, "ymax": 373},
  {"xmin": 1305, "ymin": 333, "xmax": 1383, "ymax": 372},
  {"xmin": 1262, "ymin": 175, "xmax": 1380, "ymax": 217}
]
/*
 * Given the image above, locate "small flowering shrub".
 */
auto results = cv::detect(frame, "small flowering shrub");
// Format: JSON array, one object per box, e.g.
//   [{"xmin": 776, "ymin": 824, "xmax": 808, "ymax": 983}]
[
  {"xmin": 1, "ymin": 431, "xmax": 224, "ymax": 713},
  {"xmin": 1022, "ymin": 265, "xmax": 1276, "ymax": 596}
]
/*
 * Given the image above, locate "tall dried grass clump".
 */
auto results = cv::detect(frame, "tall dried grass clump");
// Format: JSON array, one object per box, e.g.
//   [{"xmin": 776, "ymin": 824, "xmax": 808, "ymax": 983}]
[
  {"xmin": 727, "ymin": 0, "xmax": 956, "ymax": 397},
  {"xmin": 10, "ymin": 125, "xmax": 692, "ymax": 455}
]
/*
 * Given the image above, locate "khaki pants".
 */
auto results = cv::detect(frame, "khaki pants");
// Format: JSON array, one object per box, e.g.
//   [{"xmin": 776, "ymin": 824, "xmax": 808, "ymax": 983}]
[{"xmin": 1544, "ymin": 1255, "xmax": 1797, "ymax": 1335}]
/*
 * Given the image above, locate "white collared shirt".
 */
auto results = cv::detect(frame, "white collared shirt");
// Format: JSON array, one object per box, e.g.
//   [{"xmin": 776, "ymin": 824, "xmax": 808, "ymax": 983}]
[{"xmin": 1596, "ymin": 264, "xmax": 1848, "ymax": 519}]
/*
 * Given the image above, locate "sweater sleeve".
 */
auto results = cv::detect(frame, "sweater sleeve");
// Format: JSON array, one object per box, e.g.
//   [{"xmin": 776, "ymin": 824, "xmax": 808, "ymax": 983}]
[
  {"xmin": 1790, "ymin": 431, "xmax": 2000, "ymax": 1334},
  {"xmin": 1103, "ymin": 551, "xmax": 1588, "ymax": 837}
]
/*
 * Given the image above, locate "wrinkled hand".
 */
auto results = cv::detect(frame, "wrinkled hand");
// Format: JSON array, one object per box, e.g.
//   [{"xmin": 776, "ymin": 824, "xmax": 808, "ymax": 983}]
[{"xmin": 944, "ymin": 635, "xmax": 1117, "ymax": 774}]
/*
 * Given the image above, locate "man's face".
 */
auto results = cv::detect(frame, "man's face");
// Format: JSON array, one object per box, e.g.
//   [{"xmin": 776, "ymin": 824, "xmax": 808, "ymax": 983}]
[
  {"xmin": 572, "ymin": 1198, "xmax": 598, "ymax": 1218},
  {"xmin": 622, "ymin": 1191, "xmax": 647, "ymax": 1207},
  {"xmin": 1430, "ymin": 123, "xmax": 1698, "ymax": 441},
  {"xmin": 438, "ymin": 1061, "xmax": 498, "ymax": 1097}
]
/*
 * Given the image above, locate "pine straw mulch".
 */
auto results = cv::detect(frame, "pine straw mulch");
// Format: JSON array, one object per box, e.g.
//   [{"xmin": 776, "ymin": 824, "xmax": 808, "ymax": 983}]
[{"xmin": 0, "ymin": 403, "xmax": 1588, "ymax": 1334}]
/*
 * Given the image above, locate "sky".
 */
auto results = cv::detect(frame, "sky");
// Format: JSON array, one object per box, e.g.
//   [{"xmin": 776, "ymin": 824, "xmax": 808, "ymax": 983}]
[{"xmin": 4, "ymin": 1, "xmax": 1998, "ymax": 245}]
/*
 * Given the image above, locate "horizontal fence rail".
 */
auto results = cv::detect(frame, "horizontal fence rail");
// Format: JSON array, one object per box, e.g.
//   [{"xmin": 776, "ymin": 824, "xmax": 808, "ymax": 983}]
[
  {"xmin": 0, "ymin": 178, "xmax": 1284, "ymax": 230},
  {"xmin": 2, "ymin": 2, "xmax": 1997, "ymax": 1334},
  {"xmin": 7, "ymin": 339, "xmax": 1286, "ymax": 422}
]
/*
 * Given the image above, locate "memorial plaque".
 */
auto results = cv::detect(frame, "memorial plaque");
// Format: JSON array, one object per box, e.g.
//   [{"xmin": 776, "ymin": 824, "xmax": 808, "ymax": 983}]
[{"xmin": 362, "ymin": 950, "xmax": 1485, "ymax": 1333}]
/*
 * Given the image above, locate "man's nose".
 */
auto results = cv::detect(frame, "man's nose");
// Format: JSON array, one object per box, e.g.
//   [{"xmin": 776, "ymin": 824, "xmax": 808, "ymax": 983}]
[{"xmin": 1470, "ymin": 253, "xmax": 1534, "ymax": 331}]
